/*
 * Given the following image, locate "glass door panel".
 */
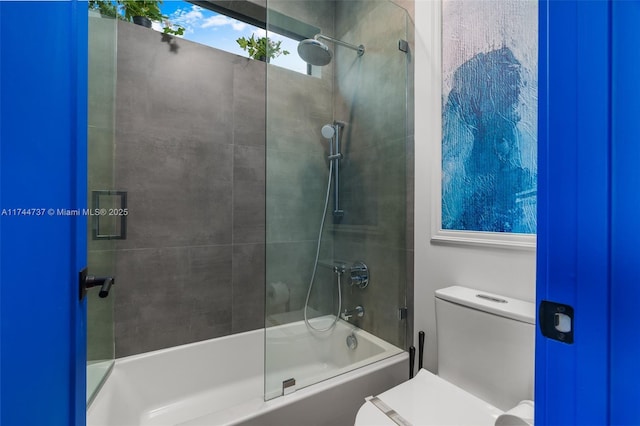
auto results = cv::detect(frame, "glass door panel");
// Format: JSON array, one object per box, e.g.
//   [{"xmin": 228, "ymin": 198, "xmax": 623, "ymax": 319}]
[
  {"xmin": 87, "ymin": 9, "xmax": 117, "ymax": 405},
  {"xmin": 265, "ymin": 0, "xmax": 409, "ymax": 400}
]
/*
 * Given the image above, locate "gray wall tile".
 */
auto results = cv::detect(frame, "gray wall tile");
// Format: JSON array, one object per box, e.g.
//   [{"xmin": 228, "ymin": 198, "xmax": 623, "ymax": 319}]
[
  {"xmin": 88, "ymin": 15, "xmax": 117, "ymax": 130},
  {"xmin": 234, "ymin": 60, "xmax": 266, "ymax": 147},
  {"xmin": 333, "ymin": 0, "xmax": 412, "ymax": 350},
  {"xmin": 115, "ymin": 68, "xmax": 234, "ymax": 145},
  {"xmin": 265, "ymin": 239, "xmax": 334, "ymax": 319},
  {"xmin": 113, "ymin": 245, "xmax": 234, "ymax": 357},
  {"xmin": 234, "ymin": 146, "xmax": 265, "ymax": 244},
  {"xmin": 232, "ymin": 243, "xmax": 265, "ymax": 333},
  {"xmin": 114, "ymin": 130, "xmax": 233, "ymax": 249},
  {"xmin": 335, "ymin": 1, "xmax": 408, "ymax": 145},
  {"xmin": 112, "ymin": 21, "xmax": 267, "ymax": 357},
  {"xmin": 262, "ymin": 0, "xmax": 336, "ymax": 330},
  {"xmin": 406, "ymin": 135, "xmax": 415, "ymax": 251},
  {"xmin": 266, "ymin": 148, "xmax": 331, "ymax": 243},
  {"xmin": 267, "ymin": 0, "xmax": 335, "ymax": 38},
  {"xmin": 116, "ymin": 22, "xmax": 235, "ymax": 145},
  {"xmin": 106, "ymin": 0, "xmax": 415, "ymax": 357},
  {"xmin": 334, "ymin": 241, "xmax": 407, "ymax": 348}
]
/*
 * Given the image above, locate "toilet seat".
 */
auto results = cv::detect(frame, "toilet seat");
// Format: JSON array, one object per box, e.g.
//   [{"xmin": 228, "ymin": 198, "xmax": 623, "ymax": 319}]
[{"xmin": 355, "ymin": 369, "xmax": 503, "ymax": 426}]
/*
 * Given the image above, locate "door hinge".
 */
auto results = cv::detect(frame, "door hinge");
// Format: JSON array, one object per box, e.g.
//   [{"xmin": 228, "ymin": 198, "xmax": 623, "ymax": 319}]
[{"xmin": 398, "ymin": 307, "xmax": 408, "ymax": 320}]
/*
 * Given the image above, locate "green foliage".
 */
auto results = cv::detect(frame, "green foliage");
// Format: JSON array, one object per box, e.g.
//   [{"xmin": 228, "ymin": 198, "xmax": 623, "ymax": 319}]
[
  {"xmin": 89, "ymin": 0, "xmax": 185, "ymax": 36},
  {"xmin": 236, "ymin": 35, "xmax": 290, "ymax": 61}
]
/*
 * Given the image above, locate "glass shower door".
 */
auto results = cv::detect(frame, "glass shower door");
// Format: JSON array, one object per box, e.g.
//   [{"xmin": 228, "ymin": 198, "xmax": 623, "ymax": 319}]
[
  {"xmin": 86, "ymin": 9, "xmax": 117, "ymax": 405},
  {"xmin": 265, "ymin": 0, "xmax": 409, "ymax": 400}
]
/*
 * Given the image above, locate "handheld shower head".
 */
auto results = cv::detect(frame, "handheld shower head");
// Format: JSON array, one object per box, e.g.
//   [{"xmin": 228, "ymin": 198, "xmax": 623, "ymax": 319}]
[{"xmin": 321, "ymin": 124, "xmax": 335, "ymax": 139}]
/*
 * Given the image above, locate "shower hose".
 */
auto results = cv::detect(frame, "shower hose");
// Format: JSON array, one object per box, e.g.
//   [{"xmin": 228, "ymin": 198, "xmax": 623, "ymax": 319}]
[{"xmin": 303, "ymin": 160, "xmax": 342, "ymax": 333}]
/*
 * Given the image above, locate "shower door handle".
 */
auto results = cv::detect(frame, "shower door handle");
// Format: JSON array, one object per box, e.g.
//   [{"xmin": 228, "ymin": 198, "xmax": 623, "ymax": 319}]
[{"xmin": 79, "ymin": 267, "xmax": 115, "ymax": 300}]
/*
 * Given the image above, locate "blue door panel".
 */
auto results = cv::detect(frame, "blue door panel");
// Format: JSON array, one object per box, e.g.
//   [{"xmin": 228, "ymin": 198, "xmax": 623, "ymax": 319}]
[
  {"xmin": 537, "ymin": 1, "xmax": 610, "ymax": 424},
  {"xmin": 0, "ymin": 2, "xmax": 87, "ymax": 425},
  {"xmin": 611, "ymin": 2, "xmax": 640, "ymax": 424},
  {"xmin": 573, "ymin": 2, "xmax": 611, "ymax": 423},
  {"xmin": 536, "ymin": 2, "xmax": 578, "ymax": 423}
]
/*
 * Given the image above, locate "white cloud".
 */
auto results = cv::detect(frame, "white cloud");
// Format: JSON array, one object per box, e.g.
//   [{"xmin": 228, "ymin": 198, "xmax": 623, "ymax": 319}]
[
  {"xmin": 167, "ymin": 5, "xmax": 205, "ymax": 34},
  {"xmin": 201, "ymin": 15, "xmax": 231, "ymax": 28},
  {"xmin": 251, "ymin": 28, "xmax": 286, "ymax": 41},
  {"xmin": 231, "ymin": 21, "xmax": 247, "ymax": 31},
  {"xmin": 178, "ymin": 9, "xmax": 204, "ymax": 25},
  {"xmin": 201, "ymin": 14, "xmax": 246, "ymax": 31},
  {"xmin": 252, "ymin": 28, "xmax": 267, "ymax": 38}
]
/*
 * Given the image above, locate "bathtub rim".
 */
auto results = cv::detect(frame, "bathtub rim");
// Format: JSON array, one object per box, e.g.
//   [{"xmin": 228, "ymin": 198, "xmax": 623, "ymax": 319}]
[
  {"xmin": 88, "ymin": 318, "xmax": 408, "ymax": 425},
  {"xmin": 181, "ymin": 351, "xmax": 409, "ymax": 426}
]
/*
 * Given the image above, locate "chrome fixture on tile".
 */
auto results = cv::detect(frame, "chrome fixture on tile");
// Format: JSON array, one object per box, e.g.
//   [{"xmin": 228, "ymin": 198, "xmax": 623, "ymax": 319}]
[
  {"xmin": 298, "ymin": 34, "xmax": 365, "ymax": 66},
  {"xmin": 302, "ymin": 122, "xmax": 355, "ymax": 333},
  {"xmin": 303, "ymin": 123, "xmax": 348, "ymax": 333},
  {"xmin": 341, "ymin": 305, "xmax": 365, "ymax": 321},
  {"xmin": 350, "ymin": 261, "xmax": 369, "ymax": 289},
  {"xmin": 323, "ymin": 121, "xmax": 345, "ymax": 220}
]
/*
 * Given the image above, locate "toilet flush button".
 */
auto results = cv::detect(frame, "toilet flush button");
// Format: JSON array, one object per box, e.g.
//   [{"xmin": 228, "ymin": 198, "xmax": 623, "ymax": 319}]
[{"xmin": 554, "ymin": 313, "xmax": 572, "ymax": 333}]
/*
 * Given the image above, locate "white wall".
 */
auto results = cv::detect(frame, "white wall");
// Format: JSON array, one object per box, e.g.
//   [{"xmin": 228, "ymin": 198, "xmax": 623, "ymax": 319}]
[{"xmin": 413, "ymin": 0, "xmax": 536, "ymax": 372}]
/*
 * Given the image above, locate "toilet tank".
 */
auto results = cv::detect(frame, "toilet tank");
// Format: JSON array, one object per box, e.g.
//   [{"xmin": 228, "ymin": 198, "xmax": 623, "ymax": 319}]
[{"xmin": 435, "ymin": 286, "xmax": 535, "ymax": 411}]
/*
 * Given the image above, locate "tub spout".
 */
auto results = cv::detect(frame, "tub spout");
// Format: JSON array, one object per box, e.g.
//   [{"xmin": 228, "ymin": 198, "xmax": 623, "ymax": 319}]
[{"xmin": 341, "ymin": 305, "xmax": 364, "ymax": 321}]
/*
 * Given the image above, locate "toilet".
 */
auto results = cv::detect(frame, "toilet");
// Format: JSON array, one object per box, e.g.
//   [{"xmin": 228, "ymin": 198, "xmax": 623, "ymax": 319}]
[{"xmin": 355, "ymin": 286, "xmax": 535, "ymax": 426}]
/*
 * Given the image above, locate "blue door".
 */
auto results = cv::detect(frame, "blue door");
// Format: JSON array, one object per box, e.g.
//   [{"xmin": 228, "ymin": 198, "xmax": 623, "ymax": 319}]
[
  {"xmin": 537, "ymin": 0, "xmax": 640, "ymax": 424},
  {"xmin": 610, "ymin": 2, "xmax": 640, "ymax": 423},
  {"xmin": 0, "ymin": 2, "xmax": 88, "ymax": 425}
]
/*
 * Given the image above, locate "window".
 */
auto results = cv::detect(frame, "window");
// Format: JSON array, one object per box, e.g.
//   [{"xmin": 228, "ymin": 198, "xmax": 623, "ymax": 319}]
[{"xmin": 158, "ymin": 1, "xmax": 308, "ymax": 75}]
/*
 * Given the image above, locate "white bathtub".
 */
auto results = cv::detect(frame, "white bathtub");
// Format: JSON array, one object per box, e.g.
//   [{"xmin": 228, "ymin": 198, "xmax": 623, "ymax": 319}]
[{"xmin": 87, "ymin": 317, "xmax": 407, "ymax": 426}]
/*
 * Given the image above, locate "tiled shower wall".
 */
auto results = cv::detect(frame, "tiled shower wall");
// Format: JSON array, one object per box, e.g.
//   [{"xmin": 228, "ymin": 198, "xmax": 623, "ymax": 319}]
[
  {"xmin": 263, "ymin": 0, "xmax": 414, "ymax": 332},
  {"xmin": 99, "ymin": 0, "xmax": 414, "ymax": 357},
  {"xmin": 333, "ymin": 0, "xmax": 414, "ymax": 348},
  {"xmin": 110, "ymin": 1, "xmax": 339, "ymax": 355},
  {"xmin": 264, "ymin": 0, "xmax": 336, "ymax": 322},
  {"xmin": 111, "ymin": 21, "xmax": 267, "ymax": 357}
]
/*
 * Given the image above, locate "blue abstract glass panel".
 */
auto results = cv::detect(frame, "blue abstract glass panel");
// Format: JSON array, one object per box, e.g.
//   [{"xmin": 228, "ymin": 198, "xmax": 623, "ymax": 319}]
[{"xmin": 442, "ymin": 0, "xmax": 537, "ymax": 234}]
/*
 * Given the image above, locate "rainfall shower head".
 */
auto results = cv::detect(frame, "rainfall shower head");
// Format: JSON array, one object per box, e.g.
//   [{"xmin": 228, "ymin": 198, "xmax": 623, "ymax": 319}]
[
  {"xmin": 298, "ymin": 39, "xmax": 333, "ymax": 66},
  {"xmin": 321, "ymin": 124, "xmax": 336, "ymax": 139},
  {"xmin": 298, "ymin": 34, "xmax": 365, "ymax": 66}
]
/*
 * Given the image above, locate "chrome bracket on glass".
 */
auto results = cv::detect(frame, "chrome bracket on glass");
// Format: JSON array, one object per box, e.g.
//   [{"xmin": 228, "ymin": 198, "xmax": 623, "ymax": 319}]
[
  {"xmin": 398, "ymin": 307, "xmax": 408, "ymax": 320},
  {"xmin": 398, "ymin": 39, "xmax": 409, "ymax": 53},
  {"xmin": 350, "ymin": 261, "xmax": 369, "ymax": 288},
  {"xmin": 282, "ymin": 378, "xmax": 296, "ymax": 395}
]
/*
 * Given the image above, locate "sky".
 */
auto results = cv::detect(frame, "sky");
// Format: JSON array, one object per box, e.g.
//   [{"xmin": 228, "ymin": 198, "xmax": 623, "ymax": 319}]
[{"xmin": 153, "ymin": 1, "xmax": 307, "ymax": 74}]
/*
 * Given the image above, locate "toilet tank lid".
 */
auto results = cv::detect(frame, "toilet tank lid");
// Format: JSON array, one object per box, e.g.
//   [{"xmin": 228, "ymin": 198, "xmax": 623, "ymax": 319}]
[{"xmin": 436, "ymin": 286, "xmax": 535, "ymax": 324}]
